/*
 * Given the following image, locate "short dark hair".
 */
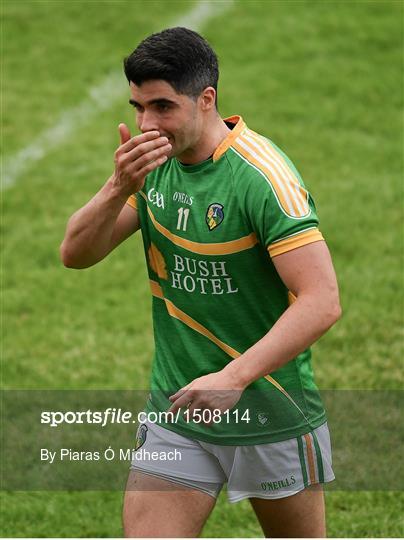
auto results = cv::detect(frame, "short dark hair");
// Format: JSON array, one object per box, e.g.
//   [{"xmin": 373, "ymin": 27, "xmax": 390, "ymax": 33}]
[{"xmin": 123, "ymin": 27, "xmax": 219, "ymax": 103}]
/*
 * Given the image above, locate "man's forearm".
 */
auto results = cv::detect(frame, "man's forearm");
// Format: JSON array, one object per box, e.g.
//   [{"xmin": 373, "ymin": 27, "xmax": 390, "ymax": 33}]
[
  {"xmin": 61, "ymin": 128, "xmax": 171, "ymax": 269},
  {"xmin": 60, "ymin": 176, "xmax": 128, "ymax": 268},
  {"xmin": 223, "ymin": 293, "xmax": 341, "ymax": 388}
]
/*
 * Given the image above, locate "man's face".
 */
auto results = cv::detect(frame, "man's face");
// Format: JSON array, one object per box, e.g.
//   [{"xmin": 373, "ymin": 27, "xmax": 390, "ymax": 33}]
[{"xmin": 129, "ymin": 80, "xmax": 203, "ymax": 159}]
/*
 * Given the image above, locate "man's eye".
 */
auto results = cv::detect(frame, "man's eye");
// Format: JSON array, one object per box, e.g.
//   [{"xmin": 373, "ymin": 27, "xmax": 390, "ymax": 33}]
[{"xmin": 157, "ymin": 104, "xmax": 169, "ymax": 112}]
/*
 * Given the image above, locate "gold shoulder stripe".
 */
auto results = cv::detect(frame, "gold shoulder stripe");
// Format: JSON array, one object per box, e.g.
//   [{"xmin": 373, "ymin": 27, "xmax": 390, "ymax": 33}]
[
  {"xmin": 149, "ymin": 278, "xmax": 311, "ymax": 421},
  {"xmin": 268, "ymin": 229, "xmax": 324, "ymax": 258},
  {"xmin": 126, "ymin": 194, "xmax": 138, "ymax": 210},
  {"xmin": 213, "ymin": 115, "xmax": 246, "ymax": 162},
  {"xmin": 138, "ymin": 191, "xmax": 258, "ymax": 256},
  {"xmin": 233, "ymin": 133, "xmax": 309, "ymax": 219},
  {"xmin": 245, "ymin": 129, "xmax": 309, "ymax": 216}
]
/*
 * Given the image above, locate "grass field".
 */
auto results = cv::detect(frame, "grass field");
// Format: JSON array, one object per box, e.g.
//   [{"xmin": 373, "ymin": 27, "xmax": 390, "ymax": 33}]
[{"xmin": 1, "ymin": 0, "xmax": 403, "ymax": 537}]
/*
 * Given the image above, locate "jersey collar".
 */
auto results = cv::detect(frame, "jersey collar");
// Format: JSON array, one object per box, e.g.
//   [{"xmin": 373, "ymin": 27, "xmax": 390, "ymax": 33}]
[{"xmin": 213, "ymin": 115, "xmax": 245, "ymax": 162}]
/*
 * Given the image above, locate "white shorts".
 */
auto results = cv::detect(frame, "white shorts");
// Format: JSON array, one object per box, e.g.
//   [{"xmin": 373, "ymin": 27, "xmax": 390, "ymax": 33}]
[{"xmin": 130, "ymin": 420, "xmax": 335, "ymax": 503}]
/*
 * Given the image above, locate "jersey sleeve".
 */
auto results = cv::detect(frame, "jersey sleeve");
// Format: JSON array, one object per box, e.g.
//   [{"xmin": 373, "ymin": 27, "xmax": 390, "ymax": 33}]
[
  {"xmin": 126, "ymin": 194, "xmax": 138, "ymax": 210},
  {"xmin": 239, "ymin": 144, "xmax": 324, "ymax": 258}
]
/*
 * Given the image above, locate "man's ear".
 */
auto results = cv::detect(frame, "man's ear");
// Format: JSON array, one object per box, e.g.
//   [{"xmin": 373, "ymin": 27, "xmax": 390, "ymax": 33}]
[{"xmin": 199, "ymin": 87, "xmax": 216, "ymax": 111}]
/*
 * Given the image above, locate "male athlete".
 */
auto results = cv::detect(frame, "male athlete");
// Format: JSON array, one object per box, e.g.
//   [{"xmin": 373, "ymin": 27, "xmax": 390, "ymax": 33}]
[{"xmin": 61, "ymin": 27, "xmax": 341, "ymax": 538}]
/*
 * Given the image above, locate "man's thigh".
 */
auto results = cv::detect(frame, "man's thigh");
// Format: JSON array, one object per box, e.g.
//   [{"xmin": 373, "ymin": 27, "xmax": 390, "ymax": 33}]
[
  {"xmin": 123, "ymin": 470, "xmax": 216, "ymax": 538},
  {"xmin": 249, "ymin": 485, "xmax": 326, "ymax": 538}
]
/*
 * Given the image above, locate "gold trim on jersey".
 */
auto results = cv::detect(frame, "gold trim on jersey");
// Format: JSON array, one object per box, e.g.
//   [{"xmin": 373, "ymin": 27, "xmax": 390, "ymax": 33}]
[
  {"xmin": 138, "ymin": 191, "xmax": 259, "ymax": 256},
  {"xmin": 213, "ymin": 115, "xmax": 246, "ymax": 161},
  {"xmin": 148, "ymin": 243, "xmax": 168, "ymax": 280},
  {"xmin": 149, "ymin": 279, "xmax": 164, "ymax": 299},
  {"xmin": 268, "ymin": 228, "xmax": 324, "ymax": 258},
  {"xmin": 149, "ymin": 279, "xmax": 310, "ymax": 420},
  {"xmin": 126, "ymin": 194, "xmax": 138, "ymax": 210},
  {"xmin": 232, "ymin": 129, "xmax": 310, "ymax": 219},
  {"xmin": 149, "ymin": 280, "xmax": 239, "ymax": 358}
]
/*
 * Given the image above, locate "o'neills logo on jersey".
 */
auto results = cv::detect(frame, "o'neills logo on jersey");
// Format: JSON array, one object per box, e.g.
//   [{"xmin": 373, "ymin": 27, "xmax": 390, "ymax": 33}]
[
  {"xmin": 173, "ymin": 192, "xmax": 193, "ymax": 205},
  {"xmin": 171, "ymin": 254, "xmax": 238, "ymax": 295}
]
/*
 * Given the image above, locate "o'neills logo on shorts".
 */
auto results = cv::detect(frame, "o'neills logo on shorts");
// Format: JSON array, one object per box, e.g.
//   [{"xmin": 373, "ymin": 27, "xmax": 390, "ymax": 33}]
[
  {"xmin": 170, "ymin": 253, "xmax": 238, "ymax": 295},
  {"xmin": 261, "ymin": 476, "xmax": 296, "ymax": 491}
]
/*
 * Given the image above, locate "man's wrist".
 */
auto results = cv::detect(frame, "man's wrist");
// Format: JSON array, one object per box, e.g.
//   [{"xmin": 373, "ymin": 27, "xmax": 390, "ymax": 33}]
[
  {"xmin": 104, "ymin": 175, "xmax": 132, "ymax": 204},
  {"xmin": 222, "ymin": 357, "xmax": 254, "ymax": 389}
]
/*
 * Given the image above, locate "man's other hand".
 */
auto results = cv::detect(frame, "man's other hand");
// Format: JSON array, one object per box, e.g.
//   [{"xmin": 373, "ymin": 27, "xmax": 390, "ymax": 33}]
[
  {"xmin": 167, "ymin": 370, "xmax": 245, "ymax": 425},
  {"xmin": 112, "ymin": 123, "xmax": 172, "ymax": 197}
]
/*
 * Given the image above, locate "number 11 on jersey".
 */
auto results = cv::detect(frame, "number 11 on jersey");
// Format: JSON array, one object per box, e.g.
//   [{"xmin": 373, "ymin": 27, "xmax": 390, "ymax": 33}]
[{"xmin": 177, "ymin": 207, "xmax": 190, "ymax": 231}]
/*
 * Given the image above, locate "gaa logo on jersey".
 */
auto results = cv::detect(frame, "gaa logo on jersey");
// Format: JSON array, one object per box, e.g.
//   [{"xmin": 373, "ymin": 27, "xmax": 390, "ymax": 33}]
[
  {"xmin": 206, "ymin": 203, "xmax": 224, "ymax": 231},
  {"xmin": 135, "ymin": 424, "xmax": 148, "ymax": 450}
]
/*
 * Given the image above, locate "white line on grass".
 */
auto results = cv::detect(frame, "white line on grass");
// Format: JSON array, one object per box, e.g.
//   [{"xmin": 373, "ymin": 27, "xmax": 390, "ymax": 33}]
[{"xmin": 1, "ymin": 0, "xmax": 233, "ymax": 190}]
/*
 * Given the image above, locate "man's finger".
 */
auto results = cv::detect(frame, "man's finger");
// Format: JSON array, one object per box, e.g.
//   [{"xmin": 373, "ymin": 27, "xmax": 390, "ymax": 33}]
[
  {"xmin": 169, "ymin": 383, "xmax": 192, "ymax": 402},
  {"xmin": 118, "ymin": 123, "xmax": 131, "ymax": 145},
  {"xmin": 119, "ymin": 130, "xmax": 161, "ymax": 153},
  {"xmin": 124, "ymin": 139, "xmax": 170, "ymax": 167},
  {"xmin": 167, "ymin": 391, "xmax": 193, "ymax": 414}
]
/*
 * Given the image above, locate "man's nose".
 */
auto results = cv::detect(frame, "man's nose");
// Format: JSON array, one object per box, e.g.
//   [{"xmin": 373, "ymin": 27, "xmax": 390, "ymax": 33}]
[{"xmin": 138, "ymin": 110, "xmax": 159, "ymax": 133}]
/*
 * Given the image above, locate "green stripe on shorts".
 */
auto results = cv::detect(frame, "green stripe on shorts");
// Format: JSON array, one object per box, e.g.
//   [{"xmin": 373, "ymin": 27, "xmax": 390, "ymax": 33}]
[
  {"xmin": 311, "ymin": 430, "xmax": 325, "ymax": 483},
  {"xmin": 297, "ymin": 436, "xmax": 308, "ymax": 488}
]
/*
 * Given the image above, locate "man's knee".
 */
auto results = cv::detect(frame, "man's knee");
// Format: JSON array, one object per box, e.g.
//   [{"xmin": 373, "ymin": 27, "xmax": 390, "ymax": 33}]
[
  {"xmin": 122, "ymin": 472, "xmax": 216, "ymax": 538},
  {"xmin": 249, "ymin": 486, "xmax": 326, "ymax": 538},
  {"xmin": 123, "ymin": 490, "xmax": 151, "ymax": 537}
]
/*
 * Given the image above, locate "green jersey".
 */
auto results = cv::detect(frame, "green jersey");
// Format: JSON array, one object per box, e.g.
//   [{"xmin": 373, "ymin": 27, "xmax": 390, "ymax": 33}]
[{"xmin": 127, "ymin": 116, "xmax": 327, "ymax": 445}]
